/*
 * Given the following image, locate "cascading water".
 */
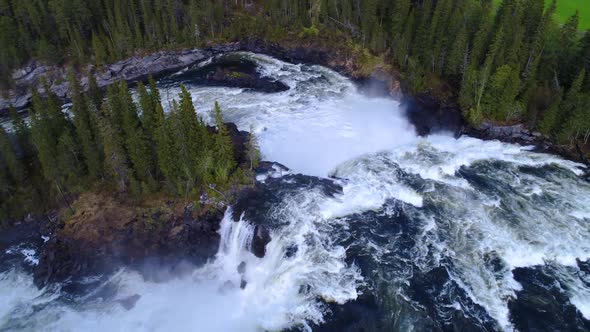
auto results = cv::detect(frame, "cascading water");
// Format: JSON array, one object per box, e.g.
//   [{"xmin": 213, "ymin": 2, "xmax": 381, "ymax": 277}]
[{"xmin": 1, "ymin": 52, "xmax": 590, "ymax": 331}]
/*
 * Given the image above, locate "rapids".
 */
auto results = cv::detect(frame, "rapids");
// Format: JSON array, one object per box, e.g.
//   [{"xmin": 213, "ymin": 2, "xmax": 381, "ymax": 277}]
[{"xmin": 1, "ymin": 52, "xmax": 590, "ymax": 331}]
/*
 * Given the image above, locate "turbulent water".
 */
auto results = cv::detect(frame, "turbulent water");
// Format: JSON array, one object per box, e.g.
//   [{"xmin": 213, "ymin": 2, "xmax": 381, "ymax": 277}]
[{"xmin": 2, "ymin": 53, "xmax": 590, "ymax": 331}]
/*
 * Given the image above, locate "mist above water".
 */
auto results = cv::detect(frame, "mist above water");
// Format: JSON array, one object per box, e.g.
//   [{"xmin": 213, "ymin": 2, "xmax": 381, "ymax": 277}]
[{"xmin": 1, "ymin": 53, "xmax": 590, "ymax": 332}]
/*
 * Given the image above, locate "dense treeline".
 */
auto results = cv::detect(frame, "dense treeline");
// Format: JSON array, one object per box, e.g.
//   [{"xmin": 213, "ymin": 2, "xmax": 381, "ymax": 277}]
[
  {"xmin": 0, "ymin": 74, "xmax": 258, "ymax": 222},
  {"xmin": 1, "ymin": 0, "xmax": 589, "ymax": 142},
  {"xmin": 1, "ymin": 0, "xmax": 590, "ymax": 220}
]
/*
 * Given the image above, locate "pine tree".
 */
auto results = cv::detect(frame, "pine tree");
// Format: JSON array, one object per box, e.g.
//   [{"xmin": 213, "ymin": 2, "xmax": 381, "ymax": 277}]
[
  {"xmin": 213, "ymin": 101, "xmax": 236, "ymax": 183},
  {"xmin": 68, "ymin": 70, "xmax": 102, "ymax": 178},
  {"xmin": 9, "ymin": 105, "xmax": 31, "ymax": 156},
  {"xmin": 117, "ymin": 81, "xmax": 155, "ymax": 190},
  {"xmin": 0, "ymin": 124, "xmax": 23, "ymax": 181},
  {"xmin": 98, "ymin": 102, "xmax": 131, "ymax": 192},
  {"xmin": 87, "ymin": 73, "xmax": 104, "ymax": 109},
  {"xmin": 245, "ymin": 124, "xmax": 261, "ymax": 170}
]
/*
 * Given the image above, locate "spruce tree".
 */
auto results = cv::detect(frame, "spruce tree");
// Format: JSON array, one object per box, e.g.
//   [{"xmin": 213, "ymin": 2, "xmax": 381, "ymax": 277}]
[
  {"xmin": 446, "ymin": 24, "xmax": 468, "ymax": 77},
  {"xmin": 98, "ymin": 102, "xmax": 131, "ymax": 192},
  {"xmin": 117, "ymin": 81, "xmax": 155, "ymax": 190},
  {"xmin": 558, "ymin": 69, "xmax": 586, "ymax": 142},
  {"xmin": 154, "ymin": 102, "xmax": 179, "ymax": 191},
  {"xmin": 213, "ymin": 101, "xmax": 235, "ymax": 183},
  {"xmin": 175, "ymin": 84, "xmax": 206, "ymax": 196},
  {"xmin": 481, "ymin": 65, "xmax": 521, "ymax": 121},
  {"xmin": 9, "ymin": 105, "xmax": 31, "ymax": 156},
  {"xmin": 245, "ymin": 124, "xmax": 261, "ymax": 171},
  {"xmin": 68, "ymin": 70, "xmax": 102, "ymax": 178},
  {"xmin": 558, "ymin": 12, "xmax": 581, "ymax": 87},
  {"xmin": 0, "ymin": 124, "xmax": 23, "ymax": 181},
  {"xmin": 538, "ymin": 91, "xmax": 563, "ymax": 136},
  {"xmin": 87, "ymin": 73, "xmax": 104, "ymax": 109},
  {"xmin": 138, "ymin": 81, "xmax": 156, "ymax": 138}
]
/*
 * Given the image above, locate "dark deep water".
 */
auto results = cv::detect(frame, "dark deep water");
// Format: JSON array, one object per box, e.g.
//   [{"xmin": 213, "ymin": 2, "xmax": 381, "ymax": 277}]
[{"xmin": 2, "ymin": 53, "xmax": 590, "ymax": 331}]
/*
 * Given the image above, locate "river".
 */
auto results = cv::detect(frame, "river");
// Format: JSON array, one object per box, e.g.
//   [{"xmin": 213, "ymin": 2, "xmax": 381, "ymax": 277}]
[{"xmin": 1, "ymin": 53, "xmax": 590, "ymax": 331}]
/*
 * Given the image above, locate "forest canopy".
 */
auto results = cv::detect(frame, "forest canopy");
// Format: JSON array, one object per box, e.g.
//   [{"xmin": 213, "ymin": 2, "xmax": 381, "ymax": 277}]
[{"xmin": 1, "ymin": 0, "xmax": 590, "ymax": 221}]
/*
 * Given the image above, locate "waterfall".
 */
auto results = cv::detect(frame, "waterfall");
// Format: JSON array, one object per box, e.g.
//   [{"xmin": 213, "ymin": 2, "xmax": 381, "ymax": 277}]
[{"xmin": 1, "ymin": 52, "xmax": 589, "ymax": 332}]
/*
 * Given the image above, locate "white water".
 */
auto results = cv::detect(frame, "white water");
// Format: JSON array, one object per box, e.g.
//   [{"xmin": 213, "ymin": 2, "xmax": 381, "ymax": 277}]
[
  {"xmin": 160, "ymin": 53, "xmax": 418, "ymax": 177},
  {"xmin": 2, "ymin": 52, "xmax": 590, "ymax": 331}
]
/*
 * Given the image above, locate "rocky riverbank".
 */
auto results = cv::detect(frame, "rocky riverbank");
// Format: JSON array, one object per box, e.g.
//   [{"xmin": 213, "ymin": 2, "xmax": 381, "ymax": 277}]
[
  {"xmin": 0, "ymin": 39, "xmax": 402, "ymax": 114},
  {"xmin": 3, "ymin": 38, "xmax": 588, "ymax": 170},
  {"xmin": 1, "ymin": 45, "xmax": 237, "ymax": 112},
  {"xmin": 0, "ymin": 122, "xmax": 276, "ymax": 288}
]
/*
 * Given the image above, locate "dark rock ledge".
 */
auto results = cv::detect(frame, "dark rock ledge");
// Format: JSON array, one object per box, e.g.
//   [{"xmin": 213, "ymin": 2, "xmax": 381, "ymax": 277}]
[
  {"xmin": 462, "ymin": 121, "xmax": 590, "ymax": 167},
  {"xmin": 1, "ymin": 44, "xmax": 241, "ymax": 112},
  {"xmin": 0, "ymin": 123, "xmax": 273, "ymax": 288},
  {"xmin": 1, "ymin": 38, "xmax": 403, "ymax": 114}
]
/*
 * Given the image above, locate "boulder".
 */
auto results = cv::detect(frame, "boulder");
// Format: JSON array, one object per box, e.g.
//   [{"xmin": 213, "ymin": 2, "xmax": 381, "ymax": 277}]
[{"xmin": 251, "ymin": 224, "xmax": 271, "ymax": 258}]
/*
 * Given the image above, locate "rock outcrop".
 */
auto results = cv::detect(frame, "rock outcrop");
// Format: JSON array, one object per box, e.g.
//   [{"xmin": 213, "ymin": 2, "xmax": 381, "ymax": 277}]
[
  {"xmin": 463, "ymin": 121, "xmax": 589, "ymax": 165},
  {"xmin": 1, "ymin": 44, "xmax": 241, "ymax": 113},
  {"xmin": 32, "ymin": 193, "xmax": 224, "ymax": 287},
  {"xmin": 184, "ymin": 53, "xmax": 290, "ymax": 93},
  {"xmin": 29, "ymin": 121, "xmax": 252, "ymax": 287},
  {"xmin": 1, "ymin": 39, "xmax": 404, "ymax": 114}
]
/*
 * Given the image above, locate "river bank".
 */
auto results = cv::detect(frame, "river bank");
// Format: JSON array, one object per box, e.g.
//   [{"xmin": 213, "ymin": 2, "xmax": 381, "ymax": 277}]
[
  {"xmin": 1, "ymin": 122, "xmax": 278, "ymax": 289},
  {"xmin": 1, "ymin": 42, "xmax": 588, "ymax": 289},
  {"xmin": 2, "ymin": 50, "xmax": 590, "ymax": 332},
  {"xmin": 2, "ymin": 39, "xmax": 587, "ymax": 169}
]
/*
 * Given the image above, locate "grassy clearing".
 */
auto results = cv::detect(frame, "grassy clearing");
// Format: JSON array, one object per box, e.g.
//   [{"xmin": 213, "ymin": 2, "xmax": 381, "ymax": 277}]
[{"xmin": 493, "ymin": 0, "xmax": 590, "ymax": 30}]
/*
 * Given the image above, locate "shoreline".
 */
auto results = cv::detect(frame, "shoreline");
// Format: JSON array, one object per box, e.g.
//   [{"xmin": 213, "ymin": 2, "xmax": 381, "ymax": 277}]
[{"xmin": 2, "ymin": 39, "xmax": 588, "ymax": 168}]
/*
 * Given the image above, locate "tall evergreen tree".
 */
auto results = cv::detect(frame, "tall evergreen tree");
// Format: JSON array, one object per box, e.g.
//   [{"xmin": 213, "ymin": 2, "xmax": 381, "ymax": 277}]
[
  {"xmin": 117, "ymin": 81, "xmax": 155, "ymax": 190},
  {"xmin": 9, "ymin": 105, "xmax": 31, "ymax": 156},
  {"xmin": 0, "ymin": 124, "xmax": 23, "ymax": 181},
  {"xmin": 246, "ymin": 124, "xmax": 261, "ymax": 171},
  {"xmin": 213, "ymin": 101, "xmax": 235, "ymax": 183},
  {"xmin": 98, "ymin": 102, "xmax": 131, "ymax": 192},
  {"xmin": 68, "ymin": 70, "xmax": 102, "ymax": 178},
  {"xmin": 558, "ymin": 69, "xmax": 586, "ymax": 142}
]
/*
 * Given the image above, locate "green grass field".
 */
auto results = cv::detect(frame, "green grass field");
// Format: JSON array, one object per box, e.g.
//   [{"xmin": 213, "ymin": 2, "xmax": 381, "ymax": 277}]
[{"xmin": 493, "ymin": 0, "xmax": 590, "ymax": 31}]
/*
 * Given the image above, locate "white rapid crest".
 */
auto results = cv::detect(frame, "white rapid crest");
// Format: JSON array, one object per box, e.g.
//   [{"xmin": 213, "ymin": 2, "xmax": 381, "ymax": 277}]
[
  {"xmin": 159, "ymin": 52, "xmax": 418, "ymax": 177},
  {"xmin": 18, "ymin": 200, "xmax": 363, "ymax": 332},
  {"xmin": 332, "ymin": 134, "xmax": 589, "ymax": 331},
  {"xmin": 2, "ymin": 52, "xmax": 590, "ymax": 332}
]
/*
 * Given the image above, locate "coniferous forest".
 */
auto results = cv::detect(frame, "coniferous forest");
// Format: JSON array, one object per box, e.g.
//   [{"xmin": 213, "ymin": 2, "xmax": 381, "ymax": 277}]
[
  {"xmin": 1, "ymin": 0, "xmax": 590, "ymax": 222},
  {"xmin": 0, "ymin": 72, "xmax": 253, "ymax": 221}
]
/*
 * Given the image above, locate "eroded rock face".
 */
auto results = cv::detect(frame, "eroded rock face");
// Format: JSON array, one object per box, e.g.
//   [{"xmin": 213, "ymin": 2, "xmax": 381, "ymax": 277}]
[
  {"xmin": 251, "ymin": 225, "xmax": 271, "ymax": 258},
  {"xmin": 402, "ymin": 95, "xmax": 464, "ymax": 137},
  {"xmin": 177, "ymin": 54, "xmax": 290, "ymax": 93},
  {"xmin": 32, "ymin": 193, "xmax": 224, "ymax": 288},
  {"xmin": 1, "ymin": 39, "xmax": 406, "ymax": 114},
  {"xmin": 0, "ymin": 45, "xmax": 240, "ymax": 113}
]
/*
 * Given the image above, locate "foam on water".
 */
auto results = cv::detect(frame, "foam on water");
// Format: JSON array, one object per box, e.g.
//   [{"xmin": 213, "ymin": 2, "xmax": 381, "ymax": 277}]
[
  {"xmin": 2, "ymin": 52, "xmax": 590, "ymax": 331},
  {"xmin": 160, "ymin": 52, "xmax": 417, "ymax": 177},
  {"xmin": 385, "ymin": 135, "xmax": 589, "ymax": 330},
  {"xmin": 33, "ymin": 196, "xmax": 363, "ymax": 332}
]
